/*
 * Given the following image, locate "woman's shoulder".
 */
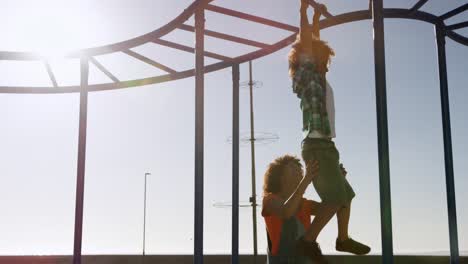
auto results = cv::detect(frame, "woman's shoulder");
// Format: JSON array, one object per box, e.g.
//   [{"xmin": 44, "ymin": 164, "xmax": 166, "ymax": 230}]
[{"xmin": 262, "ymin": 193, "xmax": 285, "ymax": 216}]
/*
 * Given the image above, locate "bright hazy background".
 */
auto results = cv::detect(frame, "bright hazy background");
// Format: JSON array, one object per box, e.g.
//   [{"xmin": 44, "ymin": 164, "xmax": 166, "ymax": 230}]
[{"xmin": 0, "ymin": 0, "xmax": 467, "ymax": 256}]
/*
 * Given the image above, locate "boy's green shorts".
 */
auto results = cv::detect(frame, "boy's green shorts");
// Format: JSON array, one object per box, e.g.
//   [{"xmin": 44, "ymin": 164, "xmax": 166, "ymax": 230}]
[{"xmin": 301, "ymin": 137, "xmax": 355, "ymax": 206}]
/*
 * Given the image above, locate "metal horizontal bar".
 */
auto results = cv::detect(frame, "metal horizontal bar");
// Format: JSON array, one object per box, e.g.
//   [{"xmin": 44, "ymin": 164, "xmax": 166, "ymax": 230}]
[
  {"xmin": 383, "ymin": 8, "xmax": 437, "ymax": 24},
  {"xmin": 308, "ymin": 0, "xmax": 333, "ymax": 18},
  {"xmin": 1, "ymin": 8, "xmax": 467, "ymax": 94},
  {"xmin": 410, "ymin": 0, "xmax": 430, "ymax": 12},
  {"xmin": 152, "ymin": 39, "xmax": 232, "ymax": 61},
  {"xmin": 1, "ymin": 2, "xmax": 465, "ymax": 62},
  {"xmin": 205, "ymin": 4, "xmax": 298, "ymax": 32},
  {"xmin": 66, "ymin": 0, "xmax": 215, "ymax": 58},
  {"xmin": 44, "ymin": 61, "xmax": 58, "ymax": 87},
  {"xmin": 89, "ymin": 57, "xmax": 120, "ymax": 83},
  {"xmin": 439, "ymin": 3, "xmax": 468, "ymax": 20},
  {"xmin": 446, "ymin": 30, "xmax": 468, "ymax": 46},
  {"xmin": 0, "ymin": 0, "xmax": 215, "ymax": 60},
  {"xmin": 179, "ymin": 24, "xmax": 270, "ymax": 48},
  {"xmin": 153, "ymin": 38, "xmax": 230, "ymax": 61},
  {"xmin": 0, "ymin": 33, "xmax": 298, "ymax": 94},
  {"xmin": 317, "ymin": 10, "xmax": 370, "ymax": 29},
  {"xmin": 0, "ymin": 52, "xmax": 43, "ymax": 61},
  {"xmin": 123, "ymin": 50, "xmax": 177, "ymax": 74},
  {"xmin": 446, "ymin": 21, "xmax": 468, "ymax": 31}
]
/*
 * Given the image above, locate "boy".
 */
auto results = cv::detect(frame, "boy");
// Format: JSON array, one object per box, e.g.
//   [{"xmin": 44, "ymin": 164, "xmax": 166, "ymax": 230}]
[{"xmin": 287, "ymin": 0, "xmax": 371, "ymax": 263}]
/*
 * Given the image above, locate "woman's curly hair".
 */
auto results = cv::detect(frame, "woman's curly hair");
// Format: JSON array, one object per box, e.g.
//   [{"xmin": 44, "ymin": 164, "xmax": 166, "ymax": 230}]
[
  {"xmin": 288, "ymin": 34, "xmax": 335, "ymax": 78},
  {"xmin": 263, "ymin": 155, "xmax": 302, "ymax": 196}
]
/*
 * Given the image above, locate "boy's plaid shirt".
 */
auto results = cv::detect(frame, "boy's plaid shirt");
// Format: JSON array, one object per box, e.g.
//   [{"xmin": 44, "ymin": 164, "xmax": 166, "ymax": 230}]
[{"xmin": 292, "ymin": 61, "xmax": 331, "ymax": 138}]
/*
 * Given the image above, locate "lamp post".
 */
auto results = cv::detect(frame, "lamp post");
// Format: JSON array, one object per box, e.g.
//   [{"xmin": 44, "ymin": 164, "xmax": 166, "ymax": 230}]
[
  {"xmin": 223, "ymin": 61, "xmax": 278, "ymax": 264},
  {"xmin": 142, "ymin": 172, "xmax": 151, "ymax": 263},
  {"xmin": 247, "ymin": 61, "xmax": 258, "ymax": 264}
]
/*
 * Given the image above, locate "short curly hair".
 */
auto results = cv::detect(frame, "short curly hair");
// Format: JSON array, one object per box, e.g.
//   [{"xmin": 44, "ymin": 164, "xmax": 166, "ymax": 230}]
[
  {"xmin": 263, "ymin": 155, "xmax": 302, "ymax": 196},
  {"xmin": 288, "ymin": 34, "xmax": 335, "ymax": 78}
]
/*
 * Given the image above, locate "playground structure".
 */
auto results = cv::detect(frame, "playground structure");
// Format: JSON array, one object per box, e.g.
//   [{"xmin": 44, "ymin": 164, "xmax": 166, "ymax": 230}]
[{"xmin": 1, "ymin": 0, "xmax": 467, "ymax": 264}]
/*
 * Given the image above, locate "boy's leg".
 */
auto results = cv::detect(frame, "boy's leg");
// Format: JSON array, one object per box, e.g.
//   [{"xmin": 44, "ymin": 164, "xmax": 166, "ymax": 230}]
[
  {"xmin": 301, "ymin": 142, "xmax": 340, "ymax": 242},
  {"xmin": 337, "ymin": 203, "xmax": 351, "ymax": 241},
  {"xmin": 296, "ymin": 203, "xmax": 340, "ymax": 264},
  {"xmin": 304, "ymin": 203, "xmax": 340, "ymax": 242},
  {"xmin": 335, "ymin": 202, "xmax": 371, "ymax": 255},
  {"xmin": 309, "ymin": 200, "xmax": 321, "ymax": 215}
]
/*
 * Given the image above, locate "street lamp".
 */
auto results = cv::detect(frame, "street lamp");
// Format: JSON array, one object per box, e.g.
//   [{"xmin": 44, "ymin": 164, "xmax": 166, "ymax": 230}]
[{"xmin": 142, "ymin": 172, "xmax": 151, "ymax": 263}]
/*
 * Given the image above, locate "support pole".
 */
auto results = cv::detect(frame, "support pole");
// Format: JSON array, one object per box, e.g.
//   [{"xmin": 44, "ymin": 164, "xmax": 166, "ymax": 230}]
[
  {"xmin": 435, "ymin": 24, "xmax": 460, "ymax": 264},
  {"xmin": 248, "ymin": 61, "xmax": 258, "ymax": 263},
  {"xmin": 142, "ymin": 173, "xmax": 151, "ymax": 264},
  {"xmin": 231, "ymin": 64, "xmax": 240, "ymax": 264},
  {"xmin": 194, "ymin": 7, "xmax": 205, "ymax": 264},
  {"xmin": 371, "ymin": 1, "xmax": 394, "ymax": 263},
  {"xmin": 72, "ymin": 57, "xmax": 89, "ymax": 264}
]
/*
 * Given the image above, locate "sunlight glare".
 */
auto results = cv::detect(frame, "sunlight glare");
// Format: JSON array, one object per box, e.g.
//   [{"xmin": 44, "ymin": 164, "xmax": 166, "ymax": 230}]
[{"xmin": 6, "ymin": 0, "xmax": 102, "ymax": 58}]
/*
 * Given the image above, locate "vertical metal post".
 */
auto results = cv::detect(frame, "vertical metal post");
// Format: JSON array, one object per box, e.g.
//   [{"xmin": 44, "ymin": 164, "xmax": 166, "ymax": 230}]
[
  {"xmin": 72, "ymin": 57, "xmax": 89, "ymax": 264},
  {"xmin": 142, "ymin": 172, "xmax": 151, "ymax": 264},
  {"xmin": 371, "ymin": 1, "xmax": 394, "ymax": 263},
  {"xmin": 194, "ymin": 7, "xmax": 205, "ymax": 264},
  {"xmin": 248, "ymin": 61, "xmax": 258, "ymax": 263},
  {"xmin": 232, "ymin": 64, "xmax": 240, "ymax": 264},
  {"xmin": 435, "ymin": 24, "xmax": 459, "ymax": 264}
]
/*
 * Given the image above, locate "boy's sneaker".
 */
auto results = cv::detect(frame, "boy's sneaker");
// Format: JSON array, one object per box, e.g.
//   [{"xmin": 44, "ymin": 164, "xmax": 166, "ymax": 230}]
[
  {"xmin": 335, "ymin": 237, "xmax": 371, "ymax": 255},
  {"xmin": 296, "ymin": 237, "xmax": 329, "ymax": 264}
]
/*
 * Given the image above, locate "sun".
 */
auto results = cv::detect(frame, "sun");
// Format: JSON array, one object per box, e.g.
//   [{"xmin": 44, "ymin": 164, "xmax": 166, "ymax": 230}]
[{"xmin": 2, "ymin": 0, "xmax": 102, "ymax": 58}]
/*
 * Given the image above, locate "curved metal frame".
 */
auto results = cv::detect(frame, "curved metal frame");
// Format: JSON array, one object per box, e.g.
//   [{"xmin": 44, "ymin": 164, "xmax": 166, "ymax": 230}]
[
  {"xmin": 1, "ymin": 1, "xmax": 466, "ymax": 264},
  {"xmin": 0, "ymin": 2, "xmax": 466, "ymax": 94}
]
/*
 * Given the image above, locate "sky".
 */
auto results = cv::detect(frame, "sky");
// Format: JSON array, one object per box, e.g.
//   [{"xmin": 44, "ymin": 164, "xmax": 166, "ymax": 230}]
[{"xmin": 0, "ymin": 0, "xmax": 467, "ymax": 256}]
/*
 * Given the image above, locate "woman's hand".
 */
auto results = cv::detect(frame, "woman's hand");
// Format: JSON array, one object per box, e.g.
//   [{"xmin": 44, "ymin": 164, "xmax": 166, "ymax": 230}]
[
  {"xmin": 305, "ymin": 160, "xmax": 319, "ymax": 184},
  {"xmin": 340, "ymin": 163, "xmax": 348, "ymax": 177}
]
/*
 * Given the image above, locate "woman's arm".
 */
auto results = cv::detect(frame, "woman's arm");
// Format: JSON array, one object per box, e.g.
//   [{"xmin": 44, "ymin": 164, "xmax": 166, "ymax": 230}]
[{"xmin": 264, "ymin": 180, "xmax": 308, "ymax": 219}]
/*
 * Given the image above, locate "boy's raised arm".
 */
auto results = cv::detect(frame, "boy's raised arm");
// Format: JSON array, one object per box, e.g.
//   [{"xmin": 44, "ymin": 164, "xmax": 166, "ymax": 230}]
[
  {"xmin": 311, "ymin": 5, "xmax": 322, "ymax": 39},
  {"xmin": 300, "ymin": 0, "xmax": 313, "ymax": 45},
  {"xmin": 312, "ymin": 2, "xmax": 328, "ymax": 39},
  {"xmin": 300, "ymin": 1, "xmax": 326, "ymax": 43}
]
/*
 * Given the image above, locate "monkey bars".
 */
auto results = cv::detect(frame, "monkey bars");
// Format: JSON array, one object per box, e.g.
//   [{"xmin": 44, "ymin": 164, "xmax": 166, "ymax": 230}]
[{"xmin": 1, "ymin": 1, "xmax": 466, "ymax": 264}]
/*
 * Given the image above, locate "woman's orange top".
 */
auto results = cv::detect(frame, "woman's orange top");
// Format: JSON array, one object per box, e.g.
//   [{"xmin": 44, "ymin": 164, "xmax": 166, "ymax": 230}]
[{"xmin": 261, "ymin": 193, "xmax": 312, "ymax": 255}]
